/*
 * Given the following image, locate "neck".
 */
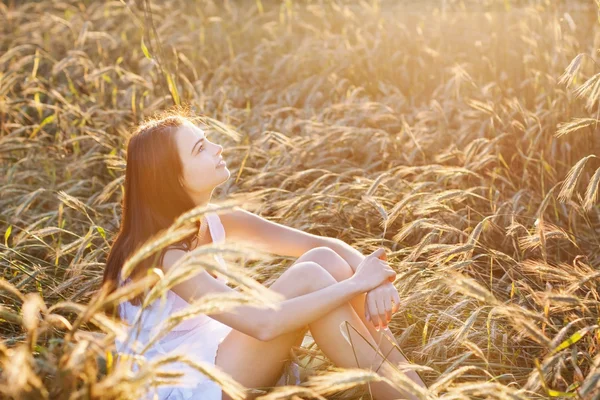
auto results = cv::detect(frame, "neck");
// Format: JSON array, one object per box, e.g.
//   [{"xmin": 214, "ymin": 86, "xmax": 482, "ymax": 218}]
[{"xmin": 188, "ymin": 189, "xmax": 213, "ymax": 208}]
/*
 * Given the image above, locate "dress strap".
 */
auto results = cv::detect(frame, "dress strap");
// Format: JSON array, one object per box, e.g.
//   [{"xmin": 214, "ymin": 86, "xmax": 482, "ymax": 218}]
[
  {"xmin": 142, "ymin": 212, "xmax": 225, "ymax": 276},
  {"xmin": 205, "ymin": 212, "xmax": 226, "ymax": 243}
]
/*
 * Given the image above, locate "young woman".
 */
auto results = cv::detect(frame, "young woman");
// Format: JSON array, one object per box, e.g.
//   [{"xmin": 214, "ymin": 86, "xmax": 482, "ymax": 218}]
[{"xmin": 102, "ymin": 113, "xmax": 427, "ymax": 400}]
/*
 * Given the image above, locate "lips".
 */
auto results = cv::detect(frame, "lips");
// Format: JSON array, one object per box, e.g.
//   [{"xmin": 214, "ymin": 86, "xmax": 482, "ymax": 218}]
[{"xmin": 216, "ymin": 158, "xmax": 226, "ymax": 168}]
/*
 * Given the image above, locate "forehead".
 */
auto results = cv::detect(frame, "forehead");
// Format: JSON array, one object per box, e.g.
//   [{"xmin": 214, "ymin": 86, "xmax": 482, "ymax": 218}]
[{"xmin": 176, "ymin": 122, "xmax": 205, "ymax": 146}]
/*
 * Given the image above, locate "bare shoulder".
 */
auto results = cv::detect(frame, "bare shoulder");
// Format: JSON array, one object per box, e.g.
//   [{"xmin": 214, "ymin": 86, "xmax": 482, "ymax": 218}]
[
  {"xmin": 161, "ymin": 248, "xmax": 188, "ymax": 272},
  {"xmin": 218, "ymin": 205, "xmax": 247, "ymax": 220},
  {"xmin": 217, "ymin": 205, "xmax": 253, "ymax": 239}
]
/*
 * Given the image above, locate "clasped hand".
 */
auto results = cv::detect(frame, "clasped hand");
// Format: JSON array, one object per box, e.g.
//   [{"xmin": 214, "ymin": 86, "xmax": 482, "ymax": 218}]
[
  {"xmin": 365, "ymin": 281, "xmax": 400, "ymax": 331},
  {"xmin": 354, "ymin": 247, "xmax": 400, "ymax": 331}
]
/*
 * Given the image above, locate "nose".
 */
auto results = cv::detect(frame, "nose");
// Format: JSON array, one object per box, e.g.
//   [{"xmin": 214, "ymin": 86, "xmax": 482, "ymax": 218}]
[{"xmin": 216, "ymin": 144, "xmax": 223, "ymax": 156}]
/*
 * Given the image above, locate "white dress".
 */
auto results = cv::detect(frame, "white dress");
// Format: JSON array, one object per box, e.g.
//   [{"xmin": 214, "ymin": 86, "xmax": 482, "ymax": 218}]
[{"xmin": 116, "ymin": 212, "xmax": 300, "ymax": 400}]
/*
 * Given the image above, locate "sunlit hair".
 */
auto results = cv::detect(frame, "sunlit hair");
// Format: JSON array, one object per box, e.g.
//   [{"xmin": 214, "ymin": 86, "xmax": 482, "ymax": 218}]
[{"xmin": 102, "ymin": 111, "xmax": 201, "ymax": 307}]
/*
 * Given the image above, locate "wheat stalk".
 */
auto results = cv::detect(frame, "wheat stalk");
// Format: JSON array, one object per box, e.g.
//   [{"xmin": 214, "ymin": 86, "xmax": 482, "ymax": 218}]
[{"xmin": 557, "ymin": 154, "xmax": 597, "ymax": 203}]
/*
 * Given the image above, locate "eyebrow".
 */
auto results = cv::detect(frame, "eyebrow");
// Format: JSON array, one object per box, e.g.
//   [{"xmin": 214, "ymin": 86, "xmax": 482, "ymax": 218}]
[{"xmin": 191, "ymin": 137, "xmax": 205, "ymax": 154}]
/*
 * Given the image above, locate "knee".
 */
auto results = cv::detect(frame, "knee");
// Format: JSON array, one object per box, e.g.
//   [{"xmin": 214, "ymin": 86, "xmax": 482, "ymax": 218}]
[
  {"xmin": 289, "ymin": 261, "xmax": 337, "ymax": 294},
  {"xmin": 298, "ymin": 247, "xmax": 354, "ymax": 282}
]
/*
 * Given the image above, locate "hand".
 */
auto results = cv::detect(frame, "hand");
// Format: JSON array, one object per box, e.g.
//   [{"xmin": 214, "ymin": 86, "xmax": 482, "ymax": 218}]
[
  {"xmin": 364, "ymin": 282, "xmax": 401, "ymax": 331},
  {"xmin": 351, "ymin": 248, "xmax": 396, "ymax": 293}
]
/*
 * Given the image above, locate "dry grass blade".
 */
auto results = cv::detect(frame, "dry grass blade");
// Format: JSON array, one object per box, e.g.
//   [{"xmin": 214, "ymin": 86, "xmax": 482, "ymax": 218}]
[
  {"xmin": 197, "ymin": 115, "xmax": 244, "ymax": 143},
  {"xmin": 120, "ymin": 224, "xmax": 197, "ymax": 281},
  {"xmin": 574, "ymin": 71, "xmax": 600, "ymax": 108},
  {"xmin": 21, "ymin": 292, "xmax": 46, "ymax": 335},
  {"xmin": 392, "ymin": 218, "xmax": 439, "ymax": 243},
  {"xmin": 429, "ymin": 244, "xmax": 475, "ymax": 265},
  {"xmin": 583, "ymin": 166, "xmax": 600, "ymax": 211},
  {"xmin": 549, "ymin": 325, "xmax": 598, "ymax": 356},
  {"xmin": 99, "ymin": 273, "xmax": 161, "ymax": 309},
  {"xmin": 304, "ymin": 367, "xmax": 389, "ymax": 396},
  {"xmin": 140, "ymin": 292, "xmax": 261, "ymax": 354},
  {"xmin": 56, "ymin": 190, "xmax": 94, "ymax": 218},
  {"xmin": 365, "ymin": 172, "xmax": 390, "ymax": 197},
  {"xmin": 451, "ymin": 307, "xmax": 483, "ymax": 346},
  {"xmin": 256, "ymin": 385, "xmax": 327, "ymax": 400},
  {"xmin": 0, "ymin": 278, "xmax": 26, "ymax": 302},
  {"xmin": 555, "ymin": 117, "xmax": 599, "ymax": 138},
  {"xmin": 462, "ymin": 340, "xmax": 488, "ymax": 365},
  {"xmin": 443, "ymin": 271, "xmax": 499, "ymax": 305},
  {"xmin": 2, "ymin": 1, "xmax": 600, "ymax": 398},
  {"xmin": 0, "ymin": 305, "xmax": 23, "ymax": 325},
  {"xmin": 428, "ymin": 365, "xmax": 479, "ymax": 394},
  {"xmin": 143, "ymin": 243, "xmax": 284, "ymax": 307},
  {"xmin": 149, "ymin": 355, "xmax": 248, "ymax": 400},
  {"xmin": 534, "ymin": 182, "xmax": 562, "ymax": 219},
  {"xmin": 337, "ymin": 320, "xmax": 433, "ymax": 398},
  {"xmin": 579, "ymin": 368, "xmax": 600, "ymax": 397},
  {"xmin": 378, "ymin": 361, "xmax": 432, "ymax": 400},
  {"xmin": 558, "ymin": 53, "xmax": 585, "ymax": 86},
  {"xmin": 0, "ymin": 345, "xmax": 49, "ymax": 399},
  {"xmin": 48, "ymin": 301, "xmax": 127, "ymax": 341},
  {"xmin": 444, "ymin": 381, "xmax": 533, "ymax": 399},
  {"xmin": 557, "ymin": 154, "xmax": 597, "ymax": 203},
  {"xmin": 385, "ymin": 193, "xmax": 429, "ymax": 228},
  {"xmin": 492, "ymin": 307, "xmax": 551, "ymax": 348},
  {"xmin": 518, "ymin": 221, "xmax": 574, "ymax": 251},
  {"xmin": 361, "ymin": 195, "xmax": 388, "ymax": 222}
]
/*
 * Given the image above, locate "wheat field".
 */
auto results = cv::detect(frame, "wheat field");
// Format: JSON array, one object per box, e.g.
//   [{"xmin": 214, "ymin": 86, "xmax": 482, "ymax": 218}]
[{"xmin": 1, "ymin": 0, "xmax": 600, "ymax": 399}]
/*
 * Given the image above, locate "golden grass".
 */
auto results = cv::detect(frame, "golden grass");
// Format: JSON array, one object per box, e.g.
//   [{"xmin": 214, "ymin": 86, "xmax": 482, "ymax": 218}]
[{"xmin": 1, "ymin": 0, "xmax": 600, "ymax": 399}]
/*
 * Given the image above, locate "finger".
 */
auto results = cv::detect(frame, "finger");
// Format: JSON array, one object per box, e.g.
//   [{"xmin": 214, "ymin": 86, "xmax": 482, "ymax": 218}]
[
  {"xmin": 372, "ymin": 248, "xmax": 386, "ymax": 260},
  {"xmin": 368, "ymin": 298, "xmax": 380, "ymax": 330},
  {"xmin": 383, "ymin": 296, "xmax": 393, "ymax": 322},
  {"xmin": 374, "ymin": 253, "xmax": 389, "ymax": 262},
  {"xmin": 368, "ymin": 297, "xmax": 379, "ymax": 325},
  {"xmin": 392, "ymin": 290, "xmax": 401, "ymax": 313},
  {"xmin": 376, "ymin": 297, "xmax": 387, "ymax": 329},
  {"xmin": 365, "ymin": 308, "xmax": 371, "ymax": 322},
  {"xmin": 387, "ymin": 269, "xmax": 396, "ymax": 283}
]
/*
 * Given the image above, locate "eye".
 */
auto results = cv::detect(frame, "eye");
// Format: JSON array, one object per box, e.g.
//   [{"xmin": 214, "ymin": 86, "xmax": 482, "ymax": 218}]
[{"xmin": 196, "ymin": 144, "xmax": 205, "ymax": 154}]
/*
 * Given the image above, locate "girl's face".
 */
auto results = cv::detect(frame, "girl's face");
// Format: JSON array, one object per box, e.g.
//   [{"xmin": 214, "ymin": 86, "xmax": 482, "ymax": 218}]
[{"xmin": 175, "ymin": 121, "xmax": 230, "ymax": 203}]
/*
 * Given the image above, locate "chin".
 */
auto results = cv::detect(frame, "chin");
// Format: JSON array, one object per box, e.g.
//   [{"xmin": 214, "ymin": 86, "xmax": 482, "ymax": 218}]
[{"xmin": 218, "ymin": 167, "xmax": 230, "ymax": 182}]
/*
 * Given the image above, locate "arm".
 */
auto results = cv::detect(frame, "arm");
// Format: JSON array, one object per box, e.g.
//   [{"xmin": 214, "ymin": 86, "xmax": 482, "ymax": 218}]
[
  {"xmin": 219, "ymin": 207, "xmax": 328, "ymax": 258},
  {"xmin": 317, "ymin": 237, "xmax": 366, "ymax": 274},
  {"xmin": 218, "ymin": 208, "xmax": 398, "ymax": 328},
  {"xmin": 163, "ymin": 249, "xmax": 367, "ymax": 342},
  {"xmin": 321, "ymin": 238, "xmax": 401, "ymax": 329},
  {"xmin": 219, "ymin": 206, "xmax": 366, "ymax": 273},
  {"xmin": 262, "ymin": 279, "xmax": 365, "ymax": 340},
  {"xmin": 262, "ymin": 247, "xmax": 396, "ymax": 340}
]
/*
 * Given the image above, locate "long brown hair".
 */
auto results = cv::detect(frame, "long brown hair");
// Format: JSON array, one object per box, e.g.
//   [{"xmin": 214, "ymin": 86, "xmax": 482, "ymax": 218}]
[{"xmin": 102, "ymin": 113, "xmax": 200, "ymax": 306}]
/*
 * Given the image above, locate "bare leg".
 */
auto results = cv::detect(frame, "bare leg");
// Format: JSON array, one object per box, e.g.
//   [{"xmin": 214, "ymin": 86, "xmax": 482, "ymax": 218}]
[
  {"xmin": 295, "ymin": 247, "xmax": 427, "ymax": 395},
  {"xmin": 306, "ymin": 270, "xmax": 422, "ymax": 400},
  {"xmin": 218, "ymin": 249, "xmax": 424, "ymax": 400},
  {"xmin": 217, "ymin": 262, "xmax": 315, "ymax": 399}
]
